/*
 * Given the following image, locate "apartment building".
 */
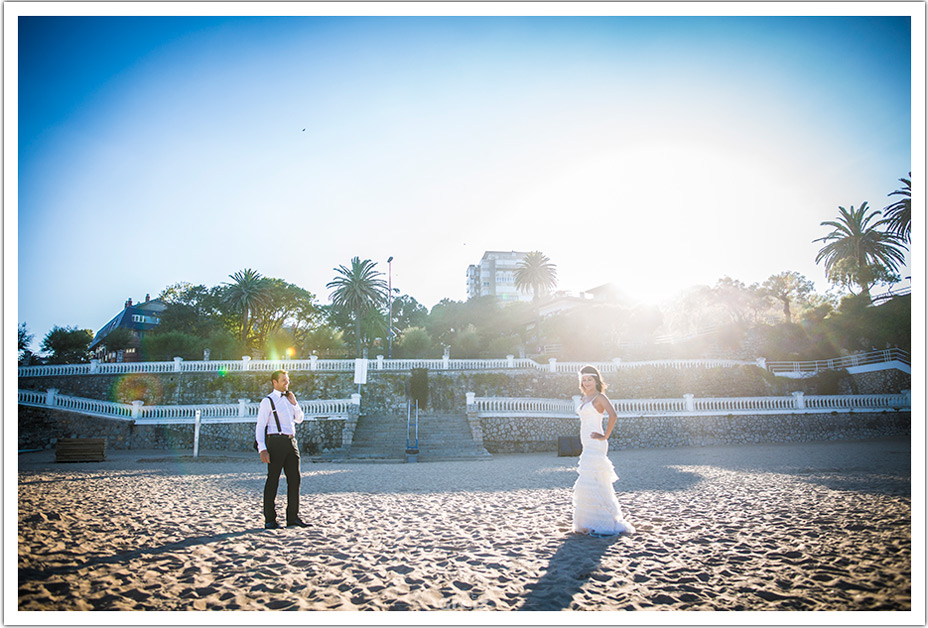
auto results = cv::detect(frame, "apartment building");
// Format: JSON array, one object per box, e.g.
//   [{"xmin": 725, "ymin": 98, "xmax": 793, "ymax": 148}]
[{"xmin": 466, "ymin": 250, "xmax": 535, "ymax": 303}]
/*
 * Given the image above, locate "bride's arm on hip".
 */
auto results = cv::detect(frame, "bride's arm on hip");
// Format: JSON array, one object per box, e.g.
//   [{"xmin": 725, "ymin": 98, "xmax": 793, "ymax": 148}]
[{"xmin": 591, "ymin": 394, "xmax": 618, "ymax": 440}]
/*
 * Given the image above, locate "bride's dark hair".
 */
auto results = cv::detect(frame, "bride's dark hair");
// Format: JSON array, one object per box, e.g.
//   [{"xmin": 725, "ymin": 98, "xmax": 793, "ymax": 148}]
[{"xmin": 578, "ymin": 364, "xmax": 607, "ymax": 393}]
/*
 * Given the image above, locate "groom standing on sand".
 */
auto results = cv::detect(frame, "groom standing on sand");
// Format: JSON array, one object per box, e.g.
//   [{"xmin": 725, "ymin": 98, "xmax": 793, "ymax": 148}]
[{"xmin": 256, "ymin": 370, "xmax": 310, "ymax": 529}]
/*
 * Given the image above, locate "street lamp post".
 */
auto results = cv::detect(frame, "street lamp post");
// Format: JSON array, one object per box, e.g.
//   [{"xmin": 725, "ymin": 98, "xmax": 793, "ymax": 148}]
[{"xmin": 387, "ymin": 256, "xmax": 394, "ymax": 359}]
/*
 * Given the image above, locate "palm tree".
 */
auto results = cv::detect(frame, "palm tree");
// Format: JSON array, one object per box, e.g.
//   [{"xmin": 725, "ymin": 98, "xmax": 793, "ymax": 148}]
[
  {"xmin": 326, "ymin": 257, "xmax": 388, "ymax": 357},
  {"xmin": 514, "ymin": 251, "xmax": 558, "ymax": 351},
  {"xmin": 814, "ymin": 203, "xmax": 906, "ymax": 300},
  {"xmin": 884, "ymin": 173, "xmax": 911, "ymax": 243},
  {"xmin": 222, "ymin": 268, "xmax": 268, "ymax": 344}
]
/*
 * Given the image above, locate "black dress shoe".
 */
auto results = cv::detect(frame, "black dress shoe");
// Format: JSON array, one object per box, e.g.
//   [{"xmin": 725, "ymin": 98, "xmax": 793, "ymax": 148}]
[
  {"xmin": 286, "ymin": 519, "xmax": 310, "ymax": 528},
  {"xmin": 264, "ymin": 522, "xmax": 281, "ymax": 529}
]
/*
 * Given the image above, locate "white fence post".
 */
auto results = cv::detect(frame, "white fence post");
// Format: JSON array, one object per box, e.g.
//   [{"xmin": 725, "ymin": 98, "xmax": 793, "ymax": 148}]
[
  {"xmin": 466, "ymin": 392, "xmax": 476, "ymax": 406},
  {"xmin": 549, "ymin": 358, "xmax": 557, "ymax": 373},
  {"xmin": 46, "ymin": 388, "xmax": 58, "ymax": 407},
  {"xmin": 89, "ymin": 360, "xmax": 100, "ymax": 374},
  {"xmin": 756, "ymin": 357, "xmax": 767, "ymax": 369},
  {"xmin": 507, "ymin": 355, "xmax": 515, "ymax": 368},
  {"xmin": 173, "ymin": 357, "xmax": 183, "ymax": 372},
  {"xmin": 792, "ymin": 391, "xmax": 805, "ymax": 409},
  {"xmin": 131, "ymin": 400, "xmax": 144, "ymax": 419},
  {"xmin": 310, "ymin": 354, "xmax": 318, "ymax": 371},
  {"xmin": 238, "ymin": 398, "xmax": 249, "ymax": 417},
  {"xmin": 684, "ymin": 393, "xmax": 695, "ymax": 412},
  {"xmin": 242, "ymin": 355, "xmax": 251, "ymax": 371},
  {"xmin": 442, "ymin": 354, "xmax": 450, "ymax": 370},
  {"xmin": 193, "ymin": 410, "xmax": 201, "ymax": 458},
  {"xmin": 377, "ymin": 355, "xmax": 384, "ymax": 370}
]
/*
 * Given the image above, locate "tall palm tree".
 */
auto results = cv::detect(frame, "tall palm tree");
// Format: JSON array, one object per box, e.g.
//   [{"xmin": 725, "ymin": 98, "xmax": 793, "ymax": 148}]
[
  {"xmin": 326, "ymin": 257, "xmax": 388, "ymax": 357},
  {"xmin": 884, "ymin": 173, "xmax": 911, "ymax": 243},
  {"xmin": 814, "ymin": 203, "xmax": 906, "ymax": 300},
  {"xmin": 514, "ymin": 251, "xmax": 558, "ymax": 351},
  {"xmin": 222, "ymin": 268, "xmax": 268, "ymax": 344}
]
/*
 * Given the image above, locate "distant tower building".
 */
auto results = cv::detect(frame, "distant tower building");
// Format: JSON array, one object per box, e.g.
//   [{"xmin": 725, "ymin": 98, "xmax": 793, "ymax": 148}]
[{"xmin": 466, "ymin": 250, "xmax": 534, "ymax": 303}]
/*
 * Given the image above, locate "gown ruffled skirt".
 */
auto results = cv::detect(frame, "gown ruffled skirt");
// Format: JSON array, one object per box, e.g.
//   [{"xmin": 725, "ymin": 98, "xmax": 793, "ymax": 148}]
[{"xmin": 572, "ymin": 402, "xmax": 635, "ymax": 536}]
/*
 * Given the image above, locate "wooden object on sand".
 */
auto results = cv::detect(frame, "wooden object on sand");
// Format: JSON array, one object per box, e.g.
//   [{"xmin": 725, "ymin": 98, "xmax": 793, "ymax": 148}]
[{"xmin": 55, "ymin": 438, "xmax": 106, "ymax": 463}]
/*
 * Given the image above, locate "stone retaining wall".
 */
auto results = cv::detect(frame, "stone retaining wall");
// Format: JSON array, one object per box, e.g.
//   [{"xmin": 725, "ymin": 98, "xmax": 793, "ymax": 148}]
[
  {"xmin": 19, "ymin": 404, "xmax": 909, "ymax": 457},
  {"xmin": 480, "ymin": 411, "xmax": 911, "ymax": 454},
  {"xmin": 17, "ymin": 365, "xmax": 911, "ymax": 415},
  {"xmin": 18, "ymin": 407, "xmax": 344, "ymax": 454}
]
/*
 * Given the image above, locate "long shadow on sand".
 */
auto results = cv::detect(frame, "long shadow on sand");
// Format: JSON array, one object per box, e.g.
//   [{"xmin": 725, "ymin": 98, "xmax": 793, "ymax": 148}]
[
  {"xmin": 517, "ymin": 533, "xmax": 624, "ymax": 611},
  {"xmin": 18, "ymin": 527, "xmax": 275, "ymax": 584},
  {"xmin": 18, "ymin": 470, "xmax": 172, "ymax": 486}
]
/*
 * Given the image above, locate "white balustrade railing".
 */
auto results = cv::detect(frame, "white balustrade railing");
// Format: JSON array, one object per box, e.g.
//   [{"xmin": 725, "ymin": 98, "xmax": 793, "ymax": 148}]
[
  {"xmin": 19, "ymin": 355, "xmax": 761, "ymax": 378},
  {"xmin": 613, "ymin": 398, "xmax": 689, "ymax": 414},
  {"xmin": 18, "ymin": 389, "xmax": 357, "ymax": 426},
  {"xmin": 474, "ymin": 397, "xmax": 574, "ymax": 415},
  {"xmin": 471, "ymin": 392, "xmax": 910, "ymax": 418},
  {"xmin": 550, "ymin": 359, "xmax": 759, "ymax": 374},
  {"xmin": 18, "ymin": 389, "xmax": 48, "ymax": 405},
  {"xmin": 767, "ymin": 348, "xmax": 911, "ymax": 375},
  {"xmin": 21, "ymin": 386, "xmax": 910, "ymax": 427},
  {"xmin": 18, "ymin": 390, "xmax": 135, "ymax": 420},
  {"xmin": 19, "ymin": 348, "xmax": 910, "ymax": 379}
]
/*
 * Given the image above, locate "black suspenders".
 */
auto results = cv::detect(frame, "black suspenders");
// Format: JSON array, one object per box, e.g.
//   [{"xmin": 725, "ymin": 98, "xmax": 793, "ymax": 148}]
[{"xmin": 266, "ymin": 395, "xmax": 283, "ymax": 434}]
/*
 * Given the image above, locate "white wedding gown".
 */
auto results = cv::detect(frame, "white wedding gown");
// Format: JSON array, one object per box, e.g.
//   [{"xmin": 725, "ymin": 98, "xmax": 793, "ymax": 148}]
[{"xmin": 572, "ymin": 400, "xmax": 635, "ymax": 535}]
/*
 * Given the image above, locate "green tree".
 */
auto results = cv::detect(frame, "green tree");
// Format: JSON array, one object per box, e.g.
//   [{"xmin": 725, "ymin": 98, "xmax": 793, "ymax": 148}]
[
  {"xmin": 761, "ymin": 272, "xmax": 815, "ymax": 323},
  {"xmin": 102, "ymin": 327, "xmax": 136, "ymax": 354},
  {"xmin": 18, "ymin": 322, "xmax": 34, "ymax": 364},
  {"xmin": 158, "ymin": 283, "xmax": 225, "ymax": 336},
  {"xmin": 222, "ymin": 269, "xmax": 269, "ymax": 346},
  {"xmin": 712, "ymin": 277, "xmax": 762, "ymax": 325},
  {"xmin": 452, "ymin": 324, "xmax": 482, "ymax": 358},
  {"xmin": 514, "ymin": 251, "xmax": 558, "ymax": 349},
  {"xmin": 250, "ymin": 279, "xmax": 320, "ymax": 352},
  {"xmin": 884, "ymin": 173, "xmax": 911, "ymax": 243},
  {"xmin": 140, "ymin": 331, "xmax": 204, "ymax": 361},
  {"xmin": 514, "ymin": 251, "xmax": 558, "ymax": 302},
  {"xmin": 425, "ymin": 296, "xmax": 521, "ymax": 357},
  {"xmin": 263, "ymin": 327, "xmax": 297, "ymax": 361},
  {"xmin": 300, "ymin": 325, "xmax": 347, "ymax": 358},
  {"xmin": 390, "ymin": 294, "xmax": 429, "ymax": 332},
  {"xmin": 326, "ymin": 257, "xmax": 388, "ymax": 357},
  {"xmin": 41, "ymin": 326, "xmax": 93, "ymax": 364},
  {"xmin": 395, "ymin": 326, "xmax": 435, "ymax": 358},
  {"xmin": 204, "ymin": 329, "xmax": 246, "ymax": 360},
  {"xmin": 814, "ymin": 202, "xmax": 906, "ymax": 300}
]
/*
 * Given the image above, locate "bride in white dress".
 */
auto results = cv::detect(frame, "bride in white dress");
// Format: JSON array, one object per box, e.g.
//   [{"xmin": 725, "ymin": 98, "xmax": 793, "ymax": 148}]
[{"xmin": 573, "ymin": 365, "xmax": 635, "ymax": 536}]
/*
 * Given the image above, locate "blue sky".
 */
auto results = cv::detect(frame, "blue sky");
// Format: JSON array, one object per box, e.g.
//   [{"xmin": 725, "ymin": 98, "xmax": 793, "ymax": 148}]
[{"xmin": 11, "ymin": 7, "xmax": 919, "ymax": 352}]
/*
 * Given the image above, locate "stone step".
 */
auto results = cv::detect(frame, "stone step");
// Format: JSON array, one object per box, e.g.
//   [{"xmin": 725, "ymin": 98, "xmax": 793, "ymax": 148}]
[{"xmin": 347, "ymin": 412, "xmax": 486, "ymax": 461}]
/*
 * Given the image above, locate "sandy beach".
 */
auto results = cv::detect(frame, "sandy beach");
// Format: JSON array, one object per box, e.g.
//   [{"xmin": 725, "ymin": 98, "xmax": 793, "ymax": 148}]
[{"xmin": 17, "ymin": 437, "xmax": 911, "ymax": 613}]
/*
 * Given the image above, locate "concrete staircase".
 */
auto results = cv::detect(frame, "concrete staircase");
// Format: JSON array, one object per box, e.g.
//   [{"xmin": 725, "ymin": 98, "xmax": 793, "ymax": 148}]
[{"xmin": 344, "ymin": 410, "xmax": 490, "ymax": 463}]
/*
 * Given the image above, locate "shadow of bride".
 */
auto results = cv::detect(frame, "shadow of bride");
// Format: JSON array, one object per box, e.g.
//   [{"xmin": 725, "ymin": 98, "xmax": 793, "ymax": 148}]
[{"xmin": 517, "ymin": 533, "xmax": 625, "ymax": 611}]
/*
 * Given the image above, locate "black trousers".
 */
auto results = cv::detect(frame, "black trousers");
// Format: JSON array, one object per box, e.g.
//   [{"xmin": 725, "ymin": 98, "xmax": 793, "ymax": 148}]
[{"xmin": 263, "ymin": 435, "xmax": 301, "ymax": 524}]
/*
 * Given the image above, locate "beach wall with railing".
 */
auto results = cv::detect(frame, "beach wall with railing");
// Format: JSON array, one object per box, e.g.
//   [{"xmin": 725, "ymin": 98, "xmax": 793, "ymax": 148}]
[
  {"xmin": 17, "ymin": 390, "xmax": 358, "ymax": 453},
  {"xmin": 466, "ymin": 393, "xmax": 911, "ymax": 453},
  {"xmin": 17, "ymin": 351, "xmax": 911, "ymax": 421},
  {"xmin": 17, "ymin": 348, "xmax": 910, "ymax": 379},
  {"xmin": 20, "ymin": 387, "xmax": 911, "ymax": 455}
]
